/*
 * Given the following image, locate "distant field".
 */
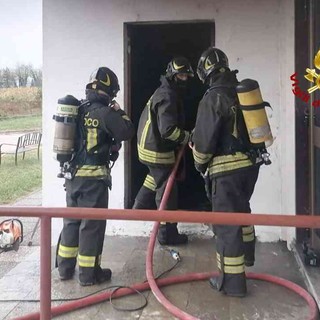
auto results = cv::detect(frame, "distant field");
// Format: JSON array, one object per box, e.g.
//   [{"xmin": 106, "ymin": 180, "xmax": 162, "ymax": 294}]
[{"xmin": 0, "ymin": 87, "xmax": 42, "ymax": 117}]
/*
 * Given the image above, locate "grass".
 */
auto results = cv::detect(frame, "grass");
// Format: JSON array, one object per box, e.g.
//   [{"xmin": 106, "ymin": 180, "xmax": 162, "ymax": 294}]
[
  {"xmin": 0, "ymin": 115, "xmax": 42, "ymax": 132},
  {"xmin": 0, "ymin": 150, "xmax": 42, "ymax": 204},
  {"xmin": 0, "ymin": 87, "xmax": 42, "ymax": 204}
]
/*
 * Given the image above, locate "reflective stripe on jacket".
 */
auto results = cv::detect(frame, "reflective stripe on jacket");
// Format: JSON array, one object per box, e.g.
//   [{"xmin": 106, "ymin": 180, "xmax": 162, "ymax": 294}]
[
  {"xmin": 192, "ymin": 71, "xmax": 254, "ymax": 178},
  {"xmin": 74, "ymin": 90, "xmax": 135, "ymax": 178},
  {"xmin": 137, "ymin": 76, "xmax": 189, "ymax": 166}
]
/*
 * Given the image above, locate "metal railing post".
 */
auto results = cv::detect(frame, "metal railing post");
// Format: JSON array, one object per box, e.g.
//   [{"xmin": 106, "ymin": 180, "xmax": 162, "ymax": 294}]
[{"xmin": 40, "ymin": 215, "xmax": 51, "ymax": 320}]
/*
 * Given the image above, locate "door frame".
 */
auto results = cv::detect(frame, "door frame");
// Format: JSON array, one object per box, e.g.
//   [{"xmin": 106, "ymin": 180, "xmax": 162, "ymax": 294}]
[
  {"xmin": 123, "ymin": 20, "xmax": 215, "ymax": 209},
  {"xmin": 295, "ymin": 0, "xmax": 320, "ymax": 248}
]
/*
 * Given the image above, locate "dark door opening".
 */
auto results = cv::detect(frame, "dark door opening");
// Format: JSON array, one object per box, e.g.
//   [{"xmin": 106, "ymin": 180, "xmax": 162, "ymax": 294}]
[{"xmin": 124, "ymin": 21, "xmax": 215, "ymax": 210}]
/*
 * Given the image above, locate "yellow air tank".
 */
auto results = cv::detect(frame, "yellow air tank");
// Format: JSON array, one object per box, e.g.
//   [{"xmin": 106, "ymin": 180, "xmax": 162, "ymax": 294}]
[{"xmin": 236, "ymin": 79, "xmax": 273, "ymax": 148}]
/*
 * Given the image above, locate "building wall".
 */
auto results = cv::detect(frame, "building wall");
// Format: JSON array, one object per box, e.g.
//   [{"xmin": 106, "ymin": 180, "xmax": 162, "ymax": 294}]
[{"xmin": 43, "ymin": 0, "xmax": 295, "ymax": 244}]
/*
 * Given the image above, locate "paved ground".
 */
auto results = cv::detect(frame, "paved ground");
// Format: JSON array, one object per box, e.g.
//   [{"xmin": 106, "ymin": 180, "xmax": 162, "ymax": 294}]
[
  {"xmin": 0, "ymin": 189, "xmax": 319, "ymax": 319},
  {"xmin": 0, "ymin": 227, "xmax": 316, "ymax": 319},
  {"xmin": 0, "ymin": 189, "xmax": 42, "ymax": 280},
  {"xmin": 0, "ymin": 238, "xmax": 314, "ymax": 320},
  {"xmin": 0, "ymin": 131, "xmax": 30, "ymax": 153}
]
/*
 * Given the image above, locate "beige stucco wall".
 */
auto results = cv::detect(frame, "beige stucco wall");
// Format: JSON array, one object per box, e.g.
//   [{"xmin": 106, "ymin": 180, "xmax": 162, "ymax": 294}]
[{"xmin": 43, "ymin": 0, "xmax": 295, "ymax": 245}]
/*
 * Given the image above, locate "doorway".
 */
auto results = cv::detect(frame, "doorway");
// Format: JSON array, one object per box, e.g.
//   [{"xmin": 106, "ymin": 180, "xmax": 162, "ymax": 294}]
[
  {"xmin": 124, "ymin": 20, "xmax": 215, "ymax": 209},
  {"xmin": 295, "ymin": 0, "xmax": 320, "ymax": 250}
]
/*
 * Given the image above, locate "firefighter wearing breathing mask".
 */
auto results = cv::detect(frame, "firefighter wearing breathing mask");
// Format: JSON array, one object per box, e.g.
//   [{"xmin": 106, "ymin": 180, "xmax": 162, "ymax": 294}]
[
  {"xmin": 190, "ymin": 47, "xmax": 272, "ymax": 297},
  {"xmin": 56, "ymin": 67, "xmax": 135, "ymax": 286},
  {"xmin": 133, "ymin": 57, "xmax": 194, "ymax": 245}
]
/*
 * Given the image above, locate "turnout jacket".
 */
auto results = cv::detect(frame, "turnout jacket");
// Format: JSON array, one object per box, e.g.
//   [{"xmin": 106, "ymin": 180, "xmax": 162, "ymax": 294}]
[
  {"xmin": 74, "ymin": 90, "xmax": 135, "ymax": 178},
  {"xmin": 191, "ymin": 71, "xmax": 253, "ymax": 178},
  {"xmin": 137, "ymin": 76, "xmax": 189, "ymax": 166}
]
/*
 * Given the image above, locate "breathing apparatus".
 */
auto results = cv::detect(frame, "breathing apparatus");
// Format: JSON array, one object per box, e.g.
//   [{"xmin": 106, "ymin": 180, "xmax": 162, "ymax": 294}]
[
  {"xmin": 236, "ymin": 79, "xmax": 273, "ymax": 165},
  {"xmin": 52, "ymin": 95, "xmax": 89, "ymax": 178},
  {"xmin": 53, "ymin": 67, "xmax": 122, "ymax": 179},
  {"xmin": 52, "ymin": 95, "xmax": 121, "ymax": 179},
  {"xmin": 197, "ymin": 47, "xmax": 273, "ymax": 165}
]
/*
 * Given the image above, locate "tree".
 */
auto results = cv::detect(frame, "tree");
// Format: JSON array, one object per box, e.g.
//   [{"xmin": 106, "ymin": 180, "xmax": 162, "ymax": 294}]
[
  {"xmin": 0, "ymin": 65, "xmax": 42, "ymax": 88},
  {"xmin": 0, "ymin": 69, "xmax": 3, "ymax": 88},
  {"xmin": 30, "ymin": 68, "xmax": 42, "ymax": 87},
  {"xmin": 15, "ymin": 64, "xmax": 31, "ymax": 87},
  {"xmin": 1, "ymin": 67, "xmax": 16, "ymax": 88}
]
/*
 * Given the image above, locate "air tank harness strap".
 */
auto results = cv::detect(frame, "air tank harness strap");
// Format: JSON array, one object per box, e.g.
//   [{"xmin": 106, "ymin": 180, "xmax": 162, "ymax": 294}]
[
  {"xmin": 52, "ymin": 115, "xmax": 77, "ymax": 124},
  {"xmin": 83, "ymin": 154, "xmax": 109, "ymax": 166},
  {"xmin": 239, "ymin": 101, "xmax": 271, "ymax": 111}
]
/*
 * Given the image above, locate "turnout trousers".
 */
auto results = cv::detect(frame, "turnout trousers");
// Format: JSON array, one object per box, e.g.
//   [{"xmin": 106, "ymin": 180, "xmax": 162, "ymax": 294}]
[
  {"xmin": 133, "ymin": 165, "xmax": 186, "ymax": 243},
  {"xmin": 57, "ymin": 177, "xmax": 109, "ymax": 281},
  {"xmin": 211, "ymin": 165, "xmax": 259, "ymax": 296},
  {"xmin": 134, "ymin": 165, "xmax": 177, "ymax": 210}
]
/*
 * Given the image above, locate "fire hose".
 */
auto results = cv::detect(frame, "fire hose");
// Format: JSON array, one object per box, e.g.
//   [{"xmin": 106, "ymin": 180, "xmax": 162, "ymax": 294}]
[
  {"xmin": 13, "ymin": 146, "xmax": 319, "ymax": 320},
  {"xmin": 145, "ymin": 146, "xmax": 318, "ymax": 320}
]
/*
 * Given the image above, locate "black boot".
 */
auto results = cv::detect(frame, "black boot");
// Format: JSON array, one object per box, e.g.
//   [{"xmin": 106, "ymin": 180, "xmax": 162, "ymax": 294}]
[
  {"xmin": 79, "ymin": 266, "xmax": 112, "ymax": 286},
  {"xmin": 95, "ymin": 266, "xmax": 112, "ymax": 284},
  {"xmin": 244, "ymin": 259, "xmax": 254, "ymax": 267},
  {"xmin": 59, "ymin": 268, "xmax": 75, "ymax": 281},
  {"xmin": 209, "ymin": 276, "xmax": 246, "ymax": 298},
  {"xmin": 157, "ymin": 223, "xmax": 188, "ymax": 245}
]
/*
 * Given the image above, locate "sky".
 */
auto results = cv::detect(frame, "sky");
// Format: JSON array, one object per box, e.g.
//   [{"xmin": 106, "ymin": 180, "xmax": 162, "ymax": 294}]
[{"xmin": 0, "ymin": 0, "xmax": 42, "ymax": 69}]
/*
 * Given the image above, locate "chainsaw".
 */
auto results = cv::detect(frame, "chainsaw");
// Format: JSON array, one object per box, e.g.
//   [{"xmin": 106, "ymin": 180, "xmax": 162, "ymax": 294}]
[{"xmin": 0, "ymin": 219, "xmax": 23, "ymax": 252}]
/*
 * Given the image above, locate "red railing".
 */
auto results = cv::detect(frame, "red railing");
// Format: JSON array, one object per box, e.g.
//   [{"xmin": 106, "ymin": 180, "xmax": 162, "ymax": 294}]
[{"xmin": 1, "ymin": 206, "xmax": 320, "ymax": 319}]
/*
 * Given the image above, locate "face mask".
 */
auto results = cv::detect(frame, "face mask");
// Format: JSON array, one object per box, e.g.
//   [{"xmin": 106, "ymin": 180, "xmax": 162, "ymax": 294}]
[{"xmin": 175, "ymin": 78, "xmax": 188, "ymax": 90}]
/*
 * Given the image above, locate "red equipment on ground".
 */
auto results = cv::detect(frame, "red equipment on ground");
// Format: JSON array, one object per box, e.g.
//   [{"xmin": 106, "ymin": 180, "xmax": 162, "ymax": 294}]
[{"xmin": 0, "ymin": 218, "xmax": 23, "ymax": 252}]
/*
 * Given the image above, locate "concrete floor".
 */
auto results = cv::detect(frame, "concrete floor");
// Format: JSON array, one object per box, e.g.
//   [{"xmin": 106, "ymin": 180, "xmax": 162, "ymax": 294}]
[
  {"xmin": 0, "ymin": 190, "xmax": 318, "ymax": 319},
  {"xmin": 0, "ymin": 235, "xmax": 315, "ymax": 320}
]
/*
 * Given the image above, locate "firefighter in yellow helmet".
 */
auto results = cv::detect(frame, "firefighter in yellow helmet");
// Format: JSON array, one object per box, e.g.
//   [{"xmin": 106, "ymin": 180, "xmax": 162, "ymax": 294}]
[
  {"xmin": 56, "ymin": 67, "xmax": 135, "ymax": 286},
  {"xmin": 133, "ymin": 57, "xmax": 194, "ymax": 245},
  {"xmin": 190, "ymin": 47, "xmax": 264, "ymax": 297}
]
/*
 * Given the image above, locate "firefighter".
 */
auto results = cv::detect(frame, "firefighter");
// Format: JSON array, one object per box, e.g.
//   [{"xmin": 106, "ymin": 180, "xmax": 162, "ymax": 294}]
[
  {"xmin": 190, "ymin": 47, "xmax": 261, "ymax": 297},
  {"xmin": 133, "ymin": 57, "xmax": 194, "ymax": 245},
  {"xmin": 57, "ymin": 67, "xmax": 135, "ymax": 286}
]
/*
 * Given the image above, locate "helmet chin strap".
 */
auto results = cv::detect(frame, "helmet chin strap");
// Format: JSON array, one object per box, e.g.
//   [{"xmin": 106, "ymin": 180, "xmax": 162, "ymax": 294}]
[
  {"xmin": 207, "ymin": 68, "xmax": 238, "ymax": 86},
  {"xmin": 207, "ymin": 68, "xmax": 226, "ymax": 85},
  {"xmin": 97, "ymin": 89, "xmax": 109, "ymax": 97}
]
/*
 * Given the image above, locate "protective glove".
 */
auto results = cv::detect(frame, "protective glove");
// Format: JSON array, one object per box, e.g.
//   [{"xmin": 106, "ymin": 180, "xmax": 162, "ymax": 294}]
[
  {"xmin": 109, "ymin": 140, "xmax": 122, "ymax": 162},
  {"xmin": 201, "ymin": 170, "xmax": 212, "ymax": 202},
  {"xmin": 181, "ymin": 130, "xmax": 191, "ymax": 145}
]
